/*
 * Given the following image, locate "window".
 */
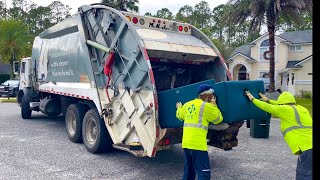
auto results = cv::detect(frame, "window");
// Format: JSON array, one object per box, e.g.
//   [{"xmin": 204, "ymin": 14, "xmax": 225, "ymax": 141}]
[
  {"xmin": 292, "ymin": 73, "xmax": 294, "ymax": 85},
  {"xmin": 239, "ymin": 66, "xmax": 247, "ymax": 73},
  {"xmin": 260, "ymin": 47, "xmax": 269, "ymax": 61},
  {"xmin": 21, "ymin": 62, "xmax": 26, "ymax": 73},
  {"xmin": 289, "ymin": 45, "xmax": 303, "ymax": 52},
  {"xmin": 289, "ymin": 46, "xmax": 295, "ymax": 51},
  {"xmin": 259, "ymin": 39, "xmax": 274, "ymax": 61},
  {"xmin": 259, "ymin": 71, "xmax": 269, "ymax": 78}
]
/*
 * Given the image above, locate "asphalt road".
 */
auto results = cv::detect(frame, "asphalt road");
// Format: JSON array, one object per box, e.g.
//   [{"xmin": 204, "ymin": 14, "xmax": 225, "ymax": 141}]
[{"xmin": 0, "ymin": 103, "xmax": 296, "ymax": 180}]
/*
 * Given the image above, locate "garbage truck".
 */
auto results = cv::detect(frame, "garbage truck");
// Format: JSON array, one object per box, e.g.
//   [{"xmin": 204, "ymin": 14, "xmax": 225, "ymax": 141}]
[{"xmin": 17, "ymin": 4, "xmax": 270, "ymax": 157}]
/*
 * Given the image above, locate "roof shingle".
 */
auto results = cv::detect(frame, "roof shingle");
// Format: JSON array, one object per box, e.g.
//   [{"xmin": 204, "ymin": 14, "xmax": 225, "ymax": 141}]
[
  {"xmin": 229, "ymin": 45, "xmax": 251, "ymax": 58},
  {"xmin": 278, "ymin": 30, "xmax": 312, "ymax": 44},
  {"xmin": 286, "ymin": 61, "xmax": 303, "ymax": 68}
]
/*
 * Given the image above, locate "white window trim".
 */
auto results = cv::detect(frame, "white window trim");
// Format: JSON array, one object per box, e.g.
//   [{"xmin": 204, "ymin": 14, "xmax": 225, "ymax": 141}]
[
  {"xmin": 259, "ymin": 39, "xmax": 278, "ymax": 62},
  {"xmin": 256, "ymin": 70, "xmax": 278, "ymax": 78},
  {"xmin": 294, "ymin": 80, "xmax": 312, "ymax": 85},
  {"xmin": 258, "ymin": 71, "xmax": 268, "ymax": 78},
  {"xmin": 257, "ymin": 70, "xmax": 270, "ymax": 78},
  {"xmin": 288, "ymin": 45, "xmax": 303, "ymax": 52}
]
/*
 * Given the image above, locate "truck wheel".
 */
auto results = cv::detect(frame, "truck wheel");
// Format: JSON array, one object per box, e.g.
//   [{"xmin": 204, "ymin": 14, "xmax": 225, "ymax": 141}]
[
  {"xmin": 82, "ymin": 109, "xmax": 113, "ymax": 153},
  {"xmin": 65, "ymin": 104, "xmax": 87, "ymax": 143},
  {"xmin": 21, "ymin": 101, "xmax": 32, "ymax": 119}
]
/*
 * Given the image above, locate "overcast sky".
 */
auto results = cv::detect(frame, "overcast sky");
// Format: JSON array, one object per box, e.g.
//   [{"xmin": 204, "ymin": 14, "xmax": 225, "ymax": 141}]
[{"xmin": 4, "ymin": 0, "xmax": 229, "ymax": 15}]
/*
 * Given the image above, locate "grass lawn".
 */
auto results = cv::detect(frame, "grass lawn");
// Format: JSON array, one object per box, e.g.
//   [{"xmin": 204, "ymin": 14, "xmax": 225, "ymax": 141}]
[
  {"xmin": 0, "ymin": 97, "xmax": 17, "ymax": 103},
  {"xmin": 295, "ymin": 97, "xmax": 312, "ymax": 115}
]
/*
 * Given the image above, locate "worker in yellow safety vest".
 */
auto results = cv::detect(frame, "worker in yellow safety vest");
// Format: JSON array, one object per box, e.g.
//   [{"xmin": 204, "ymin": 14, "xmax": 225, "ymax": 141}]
[
  {"xmin": 176, "ymin": 84, "xmax": 223, "ymax": 180},
  {"xmin": 244, "ymin": 90, "xmax": 312, "ymax": 180}
]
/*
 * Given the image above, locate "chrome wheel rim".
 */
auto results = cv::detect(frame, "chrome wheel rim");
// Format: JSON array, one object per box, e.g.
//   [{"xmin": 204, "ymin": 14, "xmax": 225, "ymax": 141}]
[
  {"xmin": 86, "ymin": 117, "xmax": 97, "ymax": 145},
  {"xmin": 67, "ymin": 111, "xmax": 76, "ymax": 136}
]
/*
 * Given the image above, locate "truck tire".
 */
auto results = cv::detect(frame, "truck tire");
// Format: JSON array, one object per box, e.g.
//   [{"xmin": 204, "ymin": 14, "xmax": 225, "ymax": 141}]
[
  {"xmin": 65, "ymin": 104, "xmax": 87, "ymax": 143},
  {"xmin": 82, "ymin": 109, "xmax": 113, "ymax": 153},
  {"xmin": 21, "ymin": 101, "xmax": 32, "ymax": 119}
]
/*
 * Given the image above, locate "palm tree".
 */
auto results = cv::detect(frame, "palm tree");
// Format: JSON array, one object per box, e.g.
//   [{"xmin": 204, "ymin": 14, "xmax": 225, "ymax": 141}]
[
  {"xmin": 101, "ymin": 0, "xmax": 139, "ymax": 13},
  {"xmin": 226, "ymin": 0, "xmax": 312, "ymax": 92},
  {"xmin": 0, "ymin": 19, "xmax": 31, "ymax": 78}
]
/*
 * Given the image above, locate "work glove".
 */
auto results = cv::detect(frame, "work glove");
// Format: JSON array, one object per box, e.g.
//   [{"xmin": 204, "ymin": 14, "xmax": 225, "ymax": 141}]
[
  {"xmin": 176, "ymin": 102, "xmax": 182, "ymax": 109},
  {"xmin": 244, "ymin": 90, "xmax": 255, "ymax": 102},
  {"xmin": 210, "ymin": 95, "xmax": 217, "ymax": 105},
  {"xmin": 258, "ymin": 92, "xmax": 269, "ymax": 102}
]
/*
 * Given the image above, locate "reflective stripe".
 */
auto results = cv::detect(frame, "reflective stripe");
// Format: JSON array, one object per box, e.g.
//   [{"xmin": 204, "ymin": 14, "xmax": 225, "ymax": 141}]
[
  {"xmin": 291, "ymin": 105, "xmax": 302, "ymax": 126},
  {"xmin": 282, "ymin": 105, "xmax": 312, "ymax": 136},
  {"xmin": 184, "ymin": 102, "xmax": 208, "ymax": 131},
  {"xmin": 282, "ymin": 126, "xmax": 313, "ymax": 136},
  {"xmin": 184, "ymin": 123, "xmax": 208, "ymax": 131},
  {"xmin": 212, "ymin": 114, "xmax": 221, "ymax": 123},
  {"xmin": 198, "ymin": 102, "xmax": 206, "ymax": 124},
  {"xmin": 202, "ymin": 169, "xmax": 211, "ymax": 172}
]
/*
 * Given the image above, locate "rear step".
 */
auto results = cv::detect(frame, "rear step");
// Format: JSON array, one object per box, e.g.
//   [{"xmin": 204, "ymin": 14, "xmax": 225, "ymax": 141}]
[{"xmin": 113, "ymin": 144, "xmax": 146, "ymax": 157}]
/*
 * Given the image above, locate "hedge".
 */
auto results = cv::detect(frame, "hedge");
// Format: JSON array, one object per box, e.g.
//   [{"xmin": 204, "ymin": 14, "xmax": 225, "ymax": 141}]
[{"xmin": 0, "ymin": 74, "xmax": 10, "ymax": 84}]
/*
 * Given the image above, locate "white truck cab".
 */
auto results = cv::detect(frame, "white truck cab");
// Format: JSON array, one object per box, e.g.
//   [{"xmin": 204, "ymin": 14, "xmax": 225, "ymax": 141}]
[{"xmin": 18, "ymin": 57, "xmax": 33, "ymax": 90}]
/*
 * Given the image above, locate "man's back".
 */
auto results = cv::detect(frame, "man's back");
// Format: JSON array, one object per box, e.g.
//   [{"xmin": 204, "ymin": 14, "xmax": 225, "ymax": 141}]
[
  {"xmin": 252, "ymin": 100, "xmax": 312, "ymax": 155},
  {"xmin": 277, "ymin": 105, "xmax": 312, "ymax": 155},
  {"xmin": 176, "ymin": 98, "xmax": 223, "ymax": 151}
]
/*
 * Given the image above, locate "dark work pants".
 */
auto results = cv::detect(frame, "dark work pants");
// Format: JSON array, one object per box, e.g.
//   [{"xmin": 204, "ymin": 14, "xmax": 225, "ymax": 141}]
[
  {"xmin": 296, "ymin": 149, "xmax": 312, "ymax": 180},
  {"xmin": 183, "ymin": 148, "xmax": 211, "ymax": 180}
]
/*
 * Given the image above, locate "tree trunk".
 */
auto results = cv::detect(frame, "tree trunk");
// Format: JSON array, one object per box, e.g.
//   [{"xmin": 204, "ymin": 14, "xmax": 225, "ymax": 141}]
[
  {"xmin": 267, "ymin": 10, "xmax": 276, "ymax": 93},
  {"xmin": 10, "ymin": 59, "xmax": 15, "ymax": 79},
  {"xmin": 119, "ymin": 0, "xmax": 124, "ymax": 11}
]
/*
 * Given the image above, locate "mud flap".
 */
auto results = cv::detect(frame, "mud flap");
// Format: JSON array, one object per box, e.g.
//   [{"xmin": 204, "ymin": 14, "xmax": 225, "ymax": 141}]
[{"xmin": 207, "ymin": 121, "xmax": 244, "ymax": 150}]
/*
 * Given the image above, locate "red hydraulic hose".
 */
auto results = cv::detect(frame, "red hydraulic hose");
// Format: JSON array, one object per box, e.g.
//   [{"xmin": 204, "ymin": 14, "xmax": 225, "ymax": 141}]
[{"xmin": 104, "ymin": 51, "xmax": 116, "ymax": 102}]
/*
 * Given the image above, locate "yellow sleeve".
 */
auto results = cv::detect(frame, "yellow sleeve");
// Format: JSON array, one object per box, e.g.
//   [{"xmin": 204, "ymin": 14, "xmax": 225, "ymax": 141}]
[
  {"xmin": 204, "ymin": 103, "xmax": 223, "ymax": 124},
  {"xmin": 176, "ymin": 104, "xmax": 186, "ymax": 121},
  {"xmin": 252, "ymin": 99, "xmax": 281, "ymax": 117},
  {"xmin": 269, "ymin": 99, "xmax": 278, "ymax": 105}
]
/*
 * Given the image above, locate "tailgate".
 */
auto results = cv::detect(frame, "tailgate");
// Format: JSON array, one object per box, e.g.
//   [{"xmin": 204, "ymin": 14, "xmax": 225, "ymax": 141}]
[{"xmin": 136, "ymin": 28, "xmax": 217, "ymax": 62}]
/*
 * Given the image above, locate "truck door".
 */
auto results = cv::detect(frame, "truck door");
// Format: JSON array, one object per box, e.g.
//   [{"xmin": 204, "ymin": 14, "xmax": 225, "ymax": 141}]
[{"xmin": 19, "ymin": 58, "xmax": 32, "ymax": 90}]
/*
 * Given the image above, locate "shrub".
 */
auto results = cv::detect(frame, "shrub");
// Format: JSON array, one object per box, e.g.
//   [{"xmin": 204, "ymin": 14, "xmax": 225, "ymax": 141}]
[{"xmin": 299, "ymin": 90, "xmax": 312, "ymax": 98}]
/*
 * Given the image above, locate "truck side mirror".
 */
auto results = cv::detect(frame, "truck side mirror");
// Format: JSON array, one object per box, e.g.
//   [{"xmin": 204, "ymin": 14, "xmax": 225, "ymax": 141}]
[{"xmin": 13, "ymin": 61, "xmax": 19, "ymax": 75}]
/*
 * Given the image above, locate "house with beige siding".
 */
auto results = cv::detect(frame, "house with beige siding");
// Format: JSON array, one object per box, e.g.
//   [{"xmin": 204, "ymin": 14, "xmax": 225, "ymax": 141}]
[{"xmin": 226, "ymin": 30, "xmax": 312, "ymax": 96}]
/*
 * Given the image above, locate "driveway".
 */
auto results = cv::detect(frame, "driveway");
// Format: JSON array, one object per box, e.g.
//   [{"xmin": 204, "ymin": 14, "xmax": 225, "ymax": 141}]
[{"xmin": 0, "ymin": 103, "xmax": 296, "ymax": 179}]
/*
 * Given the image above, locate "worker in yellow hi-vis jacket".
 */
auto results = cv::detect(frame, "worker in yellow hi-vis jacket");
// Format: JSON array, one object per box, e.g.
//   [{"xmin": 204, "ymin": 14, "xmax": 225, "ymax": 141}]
[
  {"xmin": 244, "ymin": 90, "xmax": 312, "ymax": 180},
  {"xmin": 176, "ymin": 84, "xmax": 223, "ymax": 180}
]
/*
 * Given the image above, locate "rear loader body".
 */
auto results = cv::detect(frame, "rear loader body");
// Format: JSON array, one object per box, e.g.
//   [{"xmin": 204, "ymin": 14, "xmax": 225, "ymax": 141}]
[{"xmin": 18, "ymin": 4, "xmax": 270, "ymax": 157}]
